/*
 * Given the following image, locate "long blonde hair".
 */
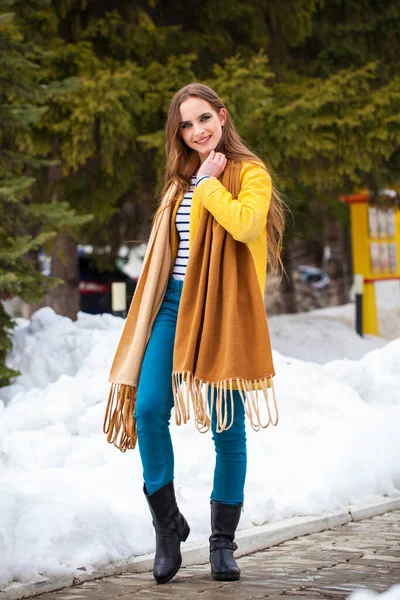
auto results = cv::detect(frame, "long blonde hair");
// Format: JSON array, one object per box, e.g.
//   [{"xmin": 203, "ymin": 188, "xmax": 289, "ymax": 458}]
[{"xmin": 162, "ymin": 83, "xmax": 285, "ymax": 276}]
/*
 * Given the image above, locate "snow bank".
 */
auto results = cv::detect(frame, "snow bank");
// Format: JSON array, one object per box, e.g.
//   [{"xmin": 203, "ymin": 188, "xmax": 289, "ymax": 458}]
[
  {"xmin": 349, "ymin": 586, "xmax": 400, "ymax": 600},
  {"xmin": 0, "ymin": 306, "xmax": 399, "ymax": 590}
]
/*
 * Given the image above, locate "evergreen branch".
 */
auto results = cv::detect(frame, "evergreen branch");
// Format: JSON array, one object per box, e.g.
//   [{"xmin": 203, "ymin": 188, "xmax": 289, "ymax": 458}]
[
  {"xmin": 0, "ymin": 231, "xmax": 56, "ymax": 260},
  {"xmin": 0, "ymin": 176, "xmax": 35, "ymax": 202}
]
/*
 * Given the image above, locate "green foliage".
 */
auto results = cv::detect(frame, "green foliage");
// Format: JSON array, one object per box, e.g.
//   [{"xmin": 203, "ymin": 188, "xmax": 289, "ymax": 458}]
[
  {"xmin": 0, "ymin": 2, "xmax": 91, "ymax": 386},
  {"xmin": 0, "ymin": 302, "xmax": 19, "ymax": 387},
  {"xmin": 256, "ymin": 62, "xmax": 400, "ymax": 191},
  {"xmin": 263, "ymin": 0, "xmax": 324, "ymax": 48},
  {"xmin": 207, "ymin": 53, "xmax": 275, "ymax": 133},
  {"xmin": 4, "ymin": 0, "xmax": 400, "ymax": 241}
]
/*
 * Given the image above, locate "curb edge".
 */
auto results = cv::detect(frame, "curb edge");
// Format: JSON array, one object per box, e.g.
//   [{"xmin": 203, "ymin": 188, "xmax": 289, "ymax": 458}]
[{"xmin": 2, "ymin": 496, "xmax": 400, "ymax": 600}]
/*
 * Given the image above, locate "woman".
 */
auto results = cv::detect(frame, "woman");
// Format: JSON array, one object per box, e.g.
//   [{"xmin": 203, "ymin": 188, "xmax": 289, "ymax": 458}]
[{"xmin": 104, "ymin": 83, "xmax": 285, "ymax": 584}]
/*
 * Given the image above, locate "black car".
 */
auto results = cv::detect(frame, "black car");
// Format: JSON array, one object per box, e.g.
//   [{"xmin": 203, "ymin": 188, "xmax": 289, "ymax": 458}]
[{"xmin": 78, "ymin": 252, "xmax": 137, "ymax": 315}]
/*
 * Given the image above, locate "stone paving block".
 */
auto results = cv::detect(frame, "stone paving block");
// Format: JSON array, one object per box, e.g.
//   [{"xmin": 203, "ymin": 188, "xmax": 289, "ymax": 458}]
[
  {"xmin": 351, "ymin": 557, "xmax": 398, "ymax": 569},
  {"xmin": 361, "ymin": 554, "xmax": 400, "ymax": 562},
  {"xmin": 56, "ymin": 597, "xmax": 87, "ymax": 600},
  {"xmin": 186, "ymin": 587, "xmax": 265, "ymax": 600}
]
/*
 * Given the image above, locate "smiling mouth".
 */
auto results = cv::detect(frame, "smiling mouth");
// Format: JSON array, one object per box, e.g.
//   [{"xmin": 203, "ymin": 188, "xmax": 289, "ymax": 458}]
[{"xmin": 195, "ymin": 135, "xmax": 211, "ymax": 145}]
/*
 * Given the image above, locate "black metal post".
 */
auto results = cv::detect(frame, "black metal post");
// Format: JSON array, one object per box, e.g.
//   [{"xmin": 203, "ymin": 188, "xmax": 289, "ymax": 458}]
[{"xmin": 354, "ymin": 274, "xmax": 363, "ymax": 337}]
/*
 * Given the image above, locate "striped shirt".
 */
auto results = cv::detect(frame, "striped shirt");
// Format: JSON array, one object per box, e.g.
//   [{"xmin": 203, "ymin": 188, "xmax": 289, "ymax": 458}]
[{"xmin": 171, "ymin": 175, "xmax": 210, "ymax": 280}]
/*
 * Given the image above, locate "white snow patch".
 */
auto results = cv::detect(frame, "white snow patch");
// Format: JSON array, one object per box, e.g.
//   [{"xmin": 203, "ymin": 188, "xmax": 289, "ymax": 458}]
[{"xmin": 348, "ymin": 585, "xmax": 400, "ymax": 600}]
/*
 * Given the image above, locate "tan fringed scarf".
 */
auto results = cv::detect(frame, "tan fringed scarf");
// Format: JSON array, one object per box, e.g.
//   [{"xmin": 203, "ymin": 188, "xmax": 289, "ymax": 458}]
[{"xmin": 104, "ymin": 160, "xmax": 278, "ymax": 452}]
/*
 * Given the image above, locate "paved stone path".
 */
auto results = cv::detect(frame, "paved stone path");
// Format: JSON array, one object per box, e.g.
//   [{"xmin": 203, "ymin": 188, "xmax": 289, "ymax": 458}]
[{"xmin": 36, "ymin": 510, "xmax": 400, "ymax": 600}]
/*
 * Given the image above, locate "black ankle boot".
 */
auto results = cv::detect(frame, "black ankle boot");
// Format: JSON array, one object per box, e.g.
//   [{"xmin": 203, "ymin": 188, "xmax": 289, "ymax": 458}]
[
  {"xmin": 144, "ymin": 481, "xmax": 190, "ymax": 584},
  {"xmin": 209, "ymin": 500, "xmax": 242, "ymax": 581}
]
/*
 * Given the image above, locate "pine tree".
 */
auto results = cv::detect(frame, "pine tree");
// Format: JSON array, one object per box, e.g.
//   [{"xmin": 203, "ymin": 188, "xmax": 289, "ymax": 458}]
[
  {"xmin": 0, "ymin": 4, "xmax": 90, "ymax": 386},
  {"xmin": 4, "ymin": 0, "xmax": 398, "ymax": 328}
]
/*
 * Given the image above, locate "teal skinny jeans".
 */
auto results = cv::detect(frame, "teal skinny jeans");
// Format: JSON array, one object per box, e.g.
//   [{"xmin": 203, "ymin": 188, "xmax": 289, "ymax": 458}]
[{"xmin": 135, "ymin": 278, "xmax": 247, "ymax": 505}]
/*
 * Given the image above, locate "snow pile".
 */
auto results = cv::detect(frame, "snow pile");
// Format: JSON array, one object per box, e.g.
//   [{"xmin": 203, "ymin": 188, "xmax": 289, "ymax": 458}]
[
  {"xmin": 269, "ymin": 308, "xmax": 386, "ymax": 364},
  {"xmin": 0, "ymin": 306, "xmax": 399, "ymax": 590},
  {"xmin": 349, "ymin": 586, "xmax": 400, "ymax": 600}
]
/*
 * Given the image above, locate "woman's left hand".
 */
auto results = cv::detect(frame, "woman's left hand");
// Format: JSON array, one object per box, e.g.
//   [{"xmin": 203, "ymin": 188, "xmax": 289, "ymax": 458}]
[{"xmin": 197, "ymin": 151, "xmax": 227, "ymax": 179}]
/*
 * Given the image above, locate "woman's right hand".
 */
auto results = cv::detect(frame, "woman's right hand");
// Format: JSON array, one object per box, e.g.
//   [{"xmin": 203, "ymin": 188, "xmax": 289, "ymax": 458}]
[{"xmin": 197, "ymin": 150, "xmax": 227, "ymax": 179}]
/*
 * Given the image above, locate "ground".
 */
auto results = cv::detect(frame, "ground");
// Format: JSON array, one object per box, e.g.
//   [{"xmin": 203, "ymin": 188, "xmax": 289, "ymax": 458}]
[{"xmin": 31, "ymin": 510, "xmax": 400, "ymax": 600}]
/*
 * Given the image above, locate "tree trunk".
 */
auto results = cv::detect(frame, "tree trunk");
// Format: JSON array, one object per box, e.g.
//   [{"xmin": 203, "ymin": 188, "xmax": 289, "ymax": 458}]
[
  {"xmin": 280, "ymin": 247, "xmax": 298, "ymax": 314},
  {"xmin": 28, "ymin": 229, "xmax": 80, "ymax": 320},
  {"xmin": 28, "ymin": 160, "xmax": 80, "ymax": 320}
]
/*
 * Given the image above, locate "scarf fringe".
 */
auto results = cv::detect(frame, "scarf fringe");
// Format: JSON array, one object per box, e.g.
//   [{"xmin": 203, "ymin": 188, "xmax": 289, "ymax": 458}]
[
  {"xmin": 103, "ymin": 383, "xmax": 137, "ymax": 452},
  {"xmin": 172, "ymin": 372, "xmax": 279, "ymax": 434}
]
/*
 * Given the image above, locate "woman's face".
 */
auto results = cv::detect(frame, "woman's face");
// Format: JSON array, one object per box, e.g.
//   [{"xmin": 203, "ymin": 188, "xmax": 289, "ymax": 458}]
[{"xmin": 179, "ymin": 97, "xmax": 226, "ymax": 162}]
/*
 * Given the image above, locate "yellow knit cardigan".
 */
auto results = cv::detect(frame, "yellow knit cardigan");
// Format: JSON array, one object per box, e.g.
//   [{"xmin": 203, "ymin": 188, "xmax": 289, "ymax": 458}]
[{"xmin": 169, "ymin": 161, "xmax": 272, "ymax": 295}]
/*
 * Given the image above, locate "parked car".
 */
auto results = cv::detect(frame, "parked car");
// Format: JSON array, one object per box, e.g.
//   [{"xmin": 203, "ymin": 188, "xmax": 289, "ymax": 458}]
[
  {"xmin": 78, "ymin": 249, "xmax": 137, "ymax": 315},
  {"xmin": 296, "ymin": 265, "xmax": 330, "ymax": 290}
]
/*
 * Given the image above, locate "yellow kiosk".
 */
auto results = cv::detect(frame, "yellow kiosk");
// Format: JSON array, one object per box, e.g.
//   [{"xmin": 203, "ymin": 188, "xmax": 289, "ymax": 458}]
[{"xmin": 340, "ymin": 191, "xmax": 400, "ymax": 335}]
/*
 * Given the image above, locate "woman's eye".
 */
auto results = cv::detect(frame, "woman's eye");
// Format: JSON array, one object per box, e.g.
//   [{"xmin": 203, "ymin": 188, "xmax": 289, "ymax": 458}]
[{"xmin": 181, "ymin": 115, "xmax": 210, "ymax": 129}]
